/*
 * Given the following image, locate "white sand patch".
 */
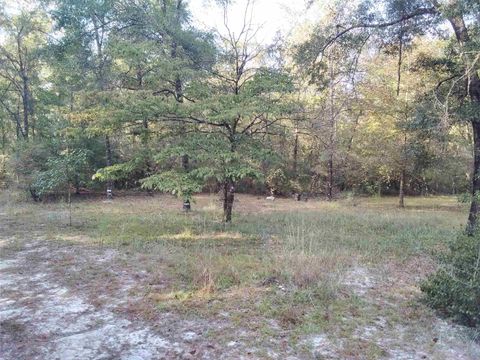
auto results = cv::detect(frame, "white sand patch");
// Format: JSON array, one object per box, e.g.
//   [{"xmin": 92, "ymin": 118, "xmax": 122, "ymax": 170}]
[
  {"xmin": 0, "ymin": 242, "xmax": 177, "ymax": 360},
  {"xmin": 303, "ymin": 334, "xmax": 340, "ymax": 359},
  {"xmin": 0, "ymin": 259, "xmax": 19, "ymax": 270},
  {"xmin": 343, "ymin": 266, "xmax": 480, "ymax": 360},
  {"xmin": 342, "ymin": 265, "xmax": 376, "ymax": 296},
  {"xmin": 182, "ymin": 331, "xmax": 198, "ymax": 341}
]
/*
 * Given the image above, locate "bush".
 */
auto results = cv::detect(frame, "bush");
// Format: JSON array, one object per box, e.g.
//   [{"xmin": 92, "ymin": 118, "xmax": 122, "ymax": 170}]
[
  {"xmin": 421, "ymin": 234, "xmax": 480, "ymax": 327},
  {"xmin": 266, "ymin": 168, "xmax": 289, "ymax": 195}
]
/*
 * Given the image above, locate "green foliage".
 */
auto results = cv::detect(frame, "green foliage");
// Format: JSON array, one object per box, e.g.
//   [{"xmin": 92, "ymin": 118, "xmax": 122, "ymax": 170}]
[
  {"xmin": 289, "ymin": 179, "xmax": 303, "ymax": 194},
  {"xmin": 140, "ymin": 171, "xmax": 203, "ymax": 200},
  {"xmin": 12, "ymin": 140, "xmax": 54, "ymax": 185},
  {"xmin": 140, "ymin": 133, "xmax": 267, "ymax": 199},
  {"xmin": 0, "ymin": 6, "xmax": 50, "ymax": 140},
  {"xmin": 421, "ymin": 234, "xmax": 480, "ymax": 327},
  {"xmin": 32, "ymin": 149, "xmax": 89, "ymax": 196},
  {"xmin": 457, "ymin": 192, "xmax": 480, "ymax": 204},
  {"xmin": 92, "ymin": 154, "xmax": 149, "ymax": 183},
  {"xmin": 266, "ymin": 168, "xmax": 289, "ymax": 195}
]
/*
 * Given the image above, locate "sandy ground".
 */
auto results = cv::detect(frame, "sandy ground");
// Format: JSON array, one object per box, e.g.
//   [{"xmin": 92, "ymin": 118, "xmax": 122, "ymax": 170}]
[
  {"xmin": 0, "ymin": 238, "xmax": 284, "ymax": 360},
  {"xmin": 0, "ymin": 239, "xmax": 206, "ymax": 359},
  {"xmin": 1, "ymin": 195, "xmax": 479, "ymax": 359},
  {"xmin": 2, "ymin": 235, "xmax": 479, "ymax": 359}
]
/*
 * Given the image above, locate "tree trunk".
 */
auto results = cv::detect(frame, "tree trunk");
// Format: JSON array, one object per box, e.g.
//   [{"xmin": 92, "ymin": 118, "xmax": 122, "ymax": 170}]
[
  {"xmin": 175, "ymin": 75, "xmax": 189, "ymax": 195},
  {"xmin": 182, "ymin": 154, "xmax": 189, "ymax": 171},
  {"xmin": 223, "ymin": 178, "xmax": 235, "ymax": 223},
  {"xmin": 173, "ymin": 54, "xmax": 189, "ymax": 172},
  {"xmin": 68, "ymin": 183, "xmax": 72, "ymax": 227},
  {"xmin": 141, "ymin": 118, "xmax": 149, "ymax": 145},
  {"xmin": 464, "ymin": 62, "xmax": 480, "ymax": 233},
  {"xmin": 465, "ymin": 64, "xmax": 480, "ymax": 233},
  {"xmin": 171, "ymin": 1, "xmax": 189, "ymax": 173},
  {"xmin": 467, "ymin": 120, "xmax": 480, "ymax": 234},
  {"xmin": 326, "ymin": 53, "xmax": 336, "ymax": 202},
  {"xmin": 399, "ymin": 169, "xmax": 405, "ymax": 208},
  {"xmin": 440, "ymin": 8, "xmax": 480, "ymax": 233},
  {"xmin": 105, "ymin": 135, "xmax": 113, "ymax": 197},
  {"xmin": 327, "ymin": 155, "xmax": 333, "ymax": 201},
  {"xmin": 21, "ymin": 73, "xmax": 31, "ymax": 139},
  {"xmin": 293, "ymin": 126, "xmax": 299, "ymax": 176}
]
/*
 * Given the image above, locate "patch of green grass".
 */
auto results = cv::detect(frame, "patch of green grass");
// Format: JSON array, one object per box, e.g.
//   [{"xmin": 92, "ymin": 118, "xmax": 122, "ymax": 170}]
[
  {"xmin": 64, "ymin": 195, "xmax": 465, "ymax": 318},
  {"xmin": 81, "ymin": 197, "xmax": 464, "ymax": 273}
]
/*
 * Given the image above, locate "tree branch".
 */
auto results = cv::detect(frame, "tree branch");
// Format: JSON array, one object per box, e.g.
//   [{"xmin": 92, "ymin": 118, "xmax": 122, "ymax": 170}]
[{"xmin": 320, "ymin": 7, "xmax": 437, "ymax": 54}]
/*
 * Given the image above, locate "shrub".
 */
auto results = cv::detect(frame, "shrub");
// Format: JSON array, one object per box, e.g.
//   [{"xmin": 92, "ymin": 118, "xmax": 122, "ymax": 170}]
[
  {"xmin": 421, "ymin": 234, "xmax": 480, "ymax": 327},
  {"xmin": 266, "ymin": 168, "xmax": 289, "ymax": 195}
]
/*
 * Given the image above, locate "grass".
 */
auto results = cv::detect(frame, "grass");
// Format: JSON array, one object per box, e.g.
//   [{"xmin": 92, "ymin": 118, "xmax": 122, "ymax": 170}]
[
  {"xmin": 1, "ymin": 191, "xmax": 474, "ymax": 358},
  {"xmin": 2, "ymin": 191, "xmax": 466, "ymax": 293},
  {"xmin": 76, "ymin": 195, "xmax": 463, "ymax": 293}
]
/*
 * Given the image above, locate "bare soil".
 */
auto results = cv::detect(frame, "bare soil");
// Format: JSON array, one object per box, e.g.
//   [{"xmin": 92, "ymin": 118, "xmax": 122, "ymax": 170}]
[{"xmin": 1, "ymin": 195, "xmax": 479, "ymax": 359}]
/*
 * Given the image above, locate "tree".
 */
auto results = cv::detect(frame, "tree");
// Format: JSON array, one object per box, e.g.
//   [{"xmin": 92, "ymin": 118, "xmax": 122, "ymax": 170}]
[
  {"xmin": 33, "ymin": 148, "xmax": 89, "ymax": 225},
  {"xmin": 141, "ymin": 1, "xmax": 294, "ymax": 222},
  {"xmin": 89, "ymin": 0, "xmax": 215, "ymax": 198},
  {"xmin": 351, "ymin": 44, "xmax": 442, "ymax": 203},
  {"xmin": 48, "ymin": 0, "xmax": 118, "ymax": 197},
  {"xmin": 0, "ymin": 7, "xmax": 49, "ymax": 140},
  {"xmin": 301, "ymin": 0, "xmax": 480, "ymax": 231},
  {"xmin": 294, "ymin": 4, "xmax": 367, "ymax": 200}
]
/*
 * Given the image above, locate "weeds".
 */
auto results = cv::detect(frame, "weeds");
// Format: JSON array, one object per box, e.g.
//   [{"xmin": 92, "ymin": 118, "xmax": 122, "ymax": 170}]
[{"xmin": 2, "ymin": 193, "xmax": 473, "ymax": 357}]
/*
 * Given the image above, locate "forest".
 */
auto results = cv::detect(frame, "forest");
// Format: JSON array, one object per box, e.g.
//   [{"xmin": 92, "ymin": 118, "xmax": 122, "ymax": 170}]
[{"xmin": 1, "ymin": 0, "xmax": 479, "ymax": 359}]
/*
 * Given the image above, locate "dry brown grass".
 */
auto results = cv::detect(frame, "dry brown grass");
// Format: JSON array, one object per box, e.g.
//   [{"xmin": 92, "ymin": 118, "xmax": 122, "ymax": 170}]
[{"xmin": 2, "ymin": 191, "xmax": 478, "ymax": 359}]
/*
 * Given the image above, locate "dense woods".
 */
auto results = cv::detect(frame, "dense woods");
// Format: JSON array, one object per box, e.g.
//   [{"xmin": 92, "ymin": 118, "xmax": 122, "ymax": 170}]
[{"xmin": 0, "ymin": 0, "xmax": 477, "ymax": 225}]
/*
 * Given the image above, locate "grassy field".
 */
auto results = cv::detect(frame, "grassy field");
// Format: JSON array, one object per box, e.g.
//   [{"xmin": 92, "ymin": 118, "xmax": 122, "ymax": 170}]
[{"xmin": 1, "ymin": 192, "xmax": 478, "ymax": 358}]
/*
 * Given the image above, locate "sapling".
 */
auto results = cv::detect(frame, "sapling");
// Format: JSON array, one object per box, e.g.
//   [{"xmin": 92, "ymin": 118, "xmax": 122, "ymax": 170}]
[{"xmin": 32, "ymin": 148, "xmax": 88, "ymax": 226}]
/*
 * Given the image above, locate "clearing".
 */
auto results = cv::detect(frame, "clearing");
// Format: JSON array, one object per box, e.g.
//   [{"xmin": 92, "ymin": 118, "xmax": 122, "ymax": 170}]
[{"xmin": 1, "ymin": 193, "xmax": 479, "ymax": 359}]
